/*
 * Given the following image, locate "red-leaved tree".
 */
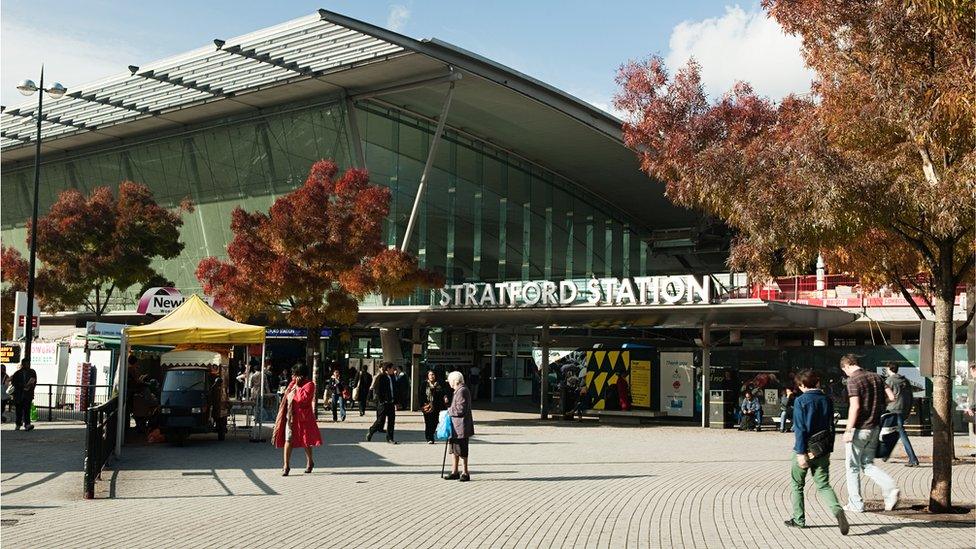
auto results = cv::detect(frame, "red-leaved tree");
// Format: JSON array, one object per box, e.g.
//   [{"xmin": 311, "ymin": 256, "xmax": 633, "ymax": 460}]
[
  {"xmin": 1, "ymin": 246, "xmax": 29, "ymax": 340},
  {"xmin": 196, "ymin": 160, "xmax": 441, "ymax": 367},
  {"xmin": 615, "ymin": 1, "xmax": 973, "ymax": 511},
  {"xmin": 27, "ymin": 182, "xmax": 191, "ymax": 317}
]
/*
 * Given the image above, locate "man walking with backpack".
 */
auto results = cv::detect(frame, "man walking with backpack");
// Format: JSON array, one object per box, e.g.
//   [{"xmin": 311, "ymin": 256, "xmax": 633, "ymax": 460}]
[
  {"xmin": 784, "ymin": 369, "xmax": 848, "ymax": 534},
  {"xmin": 840, "ymin": 354, "xmax": 899, "ymax": 513},
  {"xmin": 883, "ymin": 363, "xmax": 919, "ymax": 467}
]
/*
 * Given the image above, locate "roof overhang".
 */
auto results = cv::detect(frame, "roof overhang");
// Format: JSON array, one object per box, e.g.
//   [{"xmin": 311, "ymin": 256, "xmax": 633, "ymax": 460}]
[
  {"xmin": 355, "ymin": 299, "xmax": 858, "ymax": 330},
  {"xmin": 1, "ymin": 10, "xmax": 696, "ymax": 234}
]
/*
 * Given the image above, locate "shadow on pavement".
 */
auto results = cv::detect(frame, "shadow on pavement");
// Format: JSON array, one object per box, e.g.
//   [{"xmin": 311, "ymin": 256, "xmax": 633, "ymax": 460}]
[{"xmin": 493, "ymin": 474, "xmax": 656, "ymax": 482}]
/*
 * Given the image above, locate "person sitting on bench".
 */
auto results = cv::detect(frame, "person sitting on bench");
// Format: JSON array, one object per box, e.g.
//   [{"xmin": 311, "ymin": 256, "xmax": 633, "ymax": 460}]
[{"xmin": 740, "ymin": 391, "xmax": 763, "ymax": 431}]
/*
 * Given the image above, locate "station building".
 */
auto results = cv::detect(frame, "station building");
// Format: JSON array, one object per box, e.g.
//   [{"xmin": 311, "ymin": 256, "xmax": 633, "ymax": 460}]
[{"xmin": 2, "ymin": 10, "xmax": 970, "ymax": 425}]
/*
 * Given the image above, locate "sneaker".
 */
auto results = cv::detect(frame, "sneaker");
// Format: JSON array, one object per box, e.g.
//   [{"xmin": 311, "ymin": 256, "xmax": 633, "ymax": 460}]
[
  {"xmin": 459, "ymin": 473, "xmax": 470, "ymax": 482},
  {"xmin": 842, "ymin": 503, "xmax": 864, "ymax": 514},
  {"xmin": 25, "ymin": 424, "xmax": 34, "ymax": 431},
  {"xmin": 783, "ymin": 519, "xmax": 804, "ymax": 529},
  {"xmin": 906, "ymin": 462, "xmax": 919, "ymax": 467},
  {"xmin": 387, "ymin": 440, "xmax": 398, "ymax": 445},
  {"xmin": 15, "ymin": 425, "xmax": 21, "ymax": 431},
  {"xmin": 444, "ymin": 472, "xmax": 460, "ymax": 480},
  {"xmin": 835, "ymin": 510, "xmax": 849, "ymax": 535},
  {"xmin": 427, "ymin": 440, "xmax": 435, "ymax": 445},
  {"xmin": 884, "ymin": 488, "xmax": 900, "ymax": 511},
  {"xmin": 366, "ymin": 430, "xmax": 374, "ymax": 442}
]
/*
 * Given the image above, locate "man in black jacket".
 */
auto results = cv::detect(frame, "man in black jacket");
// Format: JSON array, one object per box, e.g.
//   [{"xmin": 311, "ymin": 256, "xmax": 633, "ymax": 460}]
[
  {"xmin": 11, "ymin": 359, "xmax": 37, "ymax": 431},
  {"xmin": 367, "ymin": 362, "xmax": 398, "ymax": 444}
]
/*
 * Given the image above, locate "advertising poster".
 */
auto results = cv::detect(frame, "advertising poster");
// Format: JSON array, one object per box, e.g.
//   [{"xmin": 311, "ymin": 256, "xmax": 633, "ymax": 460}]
[
  {"xmin": 659, "ymin": 352, "xmax": 694, "ymax": 417},
  {"xmin": 630, "ymin": 359, "xmax": 652, "ymax": 408}
]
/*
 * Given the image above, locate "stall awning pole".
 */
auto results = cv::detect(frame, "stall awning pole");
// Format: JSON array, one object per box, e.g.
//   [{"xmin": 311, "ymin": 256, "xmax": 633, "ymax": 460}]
[{"xmin": 114, "ymin": 332, "xmax": 128, "ymax": 457}]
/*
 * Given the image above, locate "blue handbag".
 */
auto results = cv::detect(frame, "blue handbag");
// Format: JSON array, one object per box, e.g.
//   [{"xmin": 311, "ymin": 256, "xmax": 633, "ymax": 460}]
[{"xmin": 434, "ymin": 410, "xmax": 454, "ymax": 441}]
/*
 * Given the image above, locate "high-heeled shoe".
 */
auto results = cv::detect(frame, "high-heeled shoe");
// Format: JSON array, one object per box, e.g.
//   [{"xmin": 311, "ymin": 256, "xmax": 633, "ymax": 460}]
[
  {"xmin": 282, "ymin": 466, "xmax": 290, "ymax": 477},
  {"xmin": 305, "ymin": 461, "xmax": 314, "ymax": 474}
]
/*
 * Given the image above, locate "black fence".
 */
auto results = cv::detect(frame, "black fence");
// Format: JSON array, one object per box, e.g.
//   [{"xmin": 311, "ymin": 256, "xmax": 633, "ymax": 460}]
[
  {"xmin": 34, "ymin": 384, "xmax": 112, "ymax": 422},
  {"xmin": 84, "ymin": 396, "xmax": 118, "ymax": 500}
]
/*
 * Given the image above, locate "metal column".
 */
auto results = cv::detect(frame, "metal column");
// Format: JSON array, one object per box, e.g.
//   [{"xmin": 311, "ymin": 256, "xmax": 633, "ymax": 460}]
[
  {"xmin": 540, "ymin": 324, "xmax": 550, "ymax": 419},
  {"xmin": 410, "ymin": 325, "xmax": 421, "ymax": 411},
  {"xmin": 490, "ymin": 333, "xmax": 497, "ymax": 403},
  {"xmin": 700, "ymin": 326, "xmax": 711, "ymax": 428},
  {"xmin": 512, "ymin": 332, "xmax": 519, "ymax": 397},
  {"xmin": 400, "ymin": 82, "xmax": 455, "ymax": 253}
]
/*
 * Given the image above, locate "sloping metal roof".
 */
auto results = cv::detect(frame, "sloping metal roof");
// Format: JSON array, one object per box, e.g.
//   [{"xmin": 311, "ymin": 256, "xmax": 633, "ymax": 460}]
[
  {"xmin": 0, "ymin": 9, "xmax": 700, "ymax": 234},
  {"xmin": 0, "ymin": 12, "xmax": 404, "ymax": 151}
]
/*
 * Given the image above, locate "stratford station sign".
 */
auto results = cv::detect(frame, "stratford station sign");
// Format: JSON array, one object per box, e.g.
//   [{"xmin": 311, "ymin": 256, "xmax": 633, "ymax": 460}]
[{"xmin": 433, "ymin": 275, "xmax": 712, "ymax": 309}]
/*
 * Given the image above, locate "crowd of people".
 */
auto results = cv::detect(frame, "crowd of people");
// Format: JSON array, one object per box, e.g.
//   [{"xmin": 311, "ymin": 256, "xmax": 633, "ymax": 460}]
[{"xmin": 272, "ymin": 361, "xmax": 476, "ymax": 481}]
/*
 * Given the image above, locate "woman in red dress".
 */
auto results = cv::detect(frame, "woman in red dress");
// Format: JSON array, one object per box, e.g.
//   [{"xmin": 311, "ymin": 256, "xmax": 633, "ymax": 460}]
[{"xmin": 272, "ymin": 364, "xmax": 322, "ymax": 476}]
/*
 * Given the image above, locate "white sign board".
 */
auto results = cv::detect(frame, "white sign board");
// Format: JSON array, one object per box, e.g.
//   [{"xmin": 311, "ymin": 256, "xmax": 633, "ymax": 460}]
[
  {"xmin": 136, "ymin": 287, "xmax": 214, "ymax": 315},
  {"xmin": 434, "ymin": 275, "xmax": 711, "ymax": 309},
  {"xmin": 13, "ymin": 291, "xmax": 40, "ymax": 340},
  {"xmin": 659, "ymin": 352, "xmax": 695, "ymax": 417}
]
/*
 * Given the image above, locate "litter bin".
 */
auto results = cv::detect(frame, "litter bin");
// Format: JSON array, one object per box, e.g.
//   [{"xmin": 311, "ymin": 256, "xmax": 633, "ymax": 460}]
[
  {"xmin": 709, "ymin": 390, "xmax": 735, "ymax": 429},
  {"xmin": 908, "ymin": 396, "xmax": 932, "ymax": 436}
]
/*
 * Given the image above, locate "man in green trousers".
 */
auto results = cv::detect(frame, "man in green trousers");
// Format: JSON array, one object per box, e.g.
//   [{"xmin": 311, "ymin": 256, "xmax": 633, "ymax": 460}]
[{"xmin": 785, "ymin": 369, "xmax": 849, "ymax": 535}]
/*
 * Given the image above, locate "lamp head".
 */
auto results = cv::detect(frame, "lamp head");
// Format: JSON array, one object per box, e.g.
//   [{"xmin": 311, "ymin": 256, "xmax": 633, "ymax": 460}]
[
  {"xmin": 17, "ymin": 79, "xmax": 38, "ymax": 96},
  {"xmin": 46, "ymin": 82, "xmax": 66, "ymax": 99}
]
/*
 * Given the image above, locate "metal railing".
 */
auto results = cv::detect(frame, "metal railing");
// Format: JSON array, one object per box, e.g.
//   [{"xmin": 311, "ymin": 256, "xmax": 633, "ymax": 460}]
[
  {"xmin": 34, "ymin": 384, "xmax": 112, "ymax": 422},
  {"xmin": 84, "ymin": 396, "xmax": 118, "ymax": 499}
]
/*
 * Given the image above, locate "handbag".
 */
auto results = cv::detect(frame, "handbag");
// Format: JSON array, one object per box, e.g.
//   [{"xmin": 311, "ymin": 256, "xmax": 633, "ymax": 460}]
[
  {"xmin": 352, "ymin": 387, "xmax": 359, "ymax": 401},
  {"xmin": 434, "ymin": 410, "xmax": 454, "ymax": 441},
  {"xmin": 806, "ymin": 429, "xmax": 833, "ymax": 458}
]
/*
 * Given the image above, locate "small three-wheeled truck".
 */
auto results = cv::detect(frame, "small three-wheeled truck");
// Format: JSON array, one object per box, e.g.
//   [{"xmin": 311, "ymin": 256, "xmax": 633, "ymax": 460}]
[{"xmin": 159, "ymin": 366, "xmax": 228, "ymax": 445}]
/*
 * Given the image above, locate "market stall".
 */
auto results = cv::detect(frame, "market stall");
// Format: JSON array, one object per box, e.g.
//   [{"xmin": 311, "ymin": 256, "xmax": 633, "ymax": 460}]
[{"xmin": 115, "ymin": 295, "xmax": 265, "ymax": 456}]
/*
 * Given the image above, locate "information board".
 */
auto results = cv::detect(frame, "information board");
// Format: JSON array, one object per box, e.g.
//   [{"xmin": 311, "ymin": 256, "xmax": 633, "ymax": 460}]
[
  {"xmin": 629, "ymin": 359, "xmax": 652, "ymax": 408},
  {"xmin": 659, "ymin": 352, "xmax": 695, "ymax": 417}
]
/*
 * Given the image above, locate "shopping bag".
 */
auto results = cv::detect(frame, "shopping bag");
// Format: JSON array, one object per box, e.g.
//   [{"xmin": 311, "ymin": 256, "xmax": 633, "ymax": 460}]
[
  {"xmin": 30, "ymin": 403, "xmax": 38, "ymax": 422},
  {"xmin": 434, "ymin": 410, "xmax": 454, "ymax": 441}
]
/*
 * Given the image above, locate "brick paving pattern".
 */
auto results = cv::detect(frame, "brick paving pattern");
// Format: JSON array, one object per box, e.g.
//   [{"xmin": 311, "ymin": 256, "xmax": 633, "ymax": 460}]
[{"xmin": 2, "ymin": 411, "xmax": 974, "ymax": 548}]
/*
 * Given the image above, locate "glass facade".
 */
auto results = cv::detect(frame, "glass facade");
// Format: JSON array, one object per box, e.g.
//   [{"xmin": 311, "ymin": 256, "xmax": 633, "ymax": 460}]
[{"xmin": 1, "ymin": 97, "xmax": 647, "ymax": 307}]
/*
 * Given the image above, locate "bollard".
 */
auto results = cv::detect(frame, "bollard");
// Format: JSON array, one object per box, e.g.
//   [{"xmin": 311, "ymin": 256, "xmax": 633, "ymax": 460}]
[{"xmin": 48, "ymin": 386, "xmax": 53, "ymax": 422}]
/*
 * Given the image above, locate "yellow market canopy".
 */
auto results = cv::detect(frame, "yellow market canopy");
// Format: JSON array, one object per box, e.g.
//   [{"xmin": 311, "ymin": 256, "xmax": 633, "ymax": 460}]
[{"xmin": 125, "ymin": 295, "xmax": 265, "ymax": 345}]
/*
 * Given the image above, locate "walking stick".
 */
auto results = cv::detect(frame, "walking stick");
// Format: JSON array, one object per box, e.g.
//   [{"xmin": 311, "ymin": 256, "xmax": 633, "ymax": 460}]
[{"xmin": 440, "ymin": 436, "xmax": 450, "ymax": 478}]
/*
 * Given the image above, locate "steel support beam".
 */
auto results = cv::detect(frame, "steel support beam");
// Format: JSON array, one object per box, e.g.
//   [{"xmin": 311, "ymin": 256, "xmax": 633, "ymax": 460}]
[
  {"xmin": 130, "ymin": 66, "xmax": 230, "ymax": 97},
  {"xmin": 350, "ymin": 71, "xmax": 461, "ymax": 101},
  {"xmin": 3, "ymin": 107, "xmax": 93, "ymax": 131},
  {"xmin": 67, "ymin": 90, "xmax": 154, "ymax": 115},
  {"xmin": 344, "ymin": 96, "xmax": 366, "ymax": 169},
  {"xmin": 215, "ymin": 40, "xmax": 316, "ymax": 76},
  {"xmin": 400, "ymin": 81, "xmax": 455, "ymax": 253},
  {"xmin": 700, "ymin": 325, "xmax": 711, "ymax": 428},
  {"xmin": 540, "ymin": 324, "xmax": 550, "ymax": 419}
]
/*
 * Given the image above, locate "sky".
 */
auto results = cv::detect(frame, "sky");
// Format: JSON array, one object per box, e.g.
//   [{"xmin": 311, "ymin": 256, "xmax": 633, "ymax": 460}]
[{"xmin": 0, "ymin": 1, "xmax": 814, "ymax": 114}]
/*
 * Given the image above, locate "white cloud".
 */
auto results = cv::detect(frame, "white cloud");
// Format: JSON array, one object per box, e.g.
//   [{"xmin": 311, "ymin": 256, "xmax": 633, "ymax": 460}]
[
  {"xmin": 387, "ymin": 5, "xmax": 411, "ymax": 33},
  {"xmin": 664, "ymin": 5, "xmax": 814, "ymax": 100},
  {"xmin": 1, "ymin": 18, "xmax": 143, "ymax": 106}
]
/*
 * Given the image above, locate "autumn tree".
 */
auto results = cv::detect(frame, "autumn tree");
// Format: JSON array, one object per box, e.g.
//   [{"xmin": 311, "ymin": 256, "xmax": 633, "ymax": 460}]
[
  {"xmin": 1, "ymin": 246, "xmax": 28, "ymax": 340},
  {"xmin": 196, "ymin": 160, "xmax": 441, "ymax": 369},
  {"xmin": 28, "ymin": 182, "xmax": 191, "ymax": 317},
  {"xmin": 615, "ymin": 0, "xmax": 973, "ymax": 511}
]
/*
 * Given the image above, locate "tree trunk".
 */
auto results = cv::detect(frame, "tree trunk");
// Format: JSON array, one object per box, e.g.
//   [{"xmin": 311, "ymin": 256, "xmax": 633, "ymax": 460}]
[
  {"xmin": 929, "ymin": 287, "xmax": 955, "ymax": 512},
  {"xmin": 306, "ymin": 328, "xmax": 321, "ymax": 416}
]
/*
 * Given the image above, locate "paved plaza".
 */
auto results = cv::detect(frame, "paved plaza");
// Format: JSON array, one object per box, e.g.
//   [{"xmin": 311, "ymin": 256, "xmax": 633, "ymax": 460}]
[{"xmin": 1, "ymin": 410, "xmax": 974, "ymax": 548}]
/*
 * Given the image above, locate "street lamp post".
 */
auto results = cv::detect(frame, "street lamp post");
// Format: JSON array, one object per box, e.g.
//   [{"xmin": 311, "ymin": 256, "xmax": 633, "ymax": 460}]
[{"xmin": 16, "ymin": 67, "xmax": 66, "ymax": 363}]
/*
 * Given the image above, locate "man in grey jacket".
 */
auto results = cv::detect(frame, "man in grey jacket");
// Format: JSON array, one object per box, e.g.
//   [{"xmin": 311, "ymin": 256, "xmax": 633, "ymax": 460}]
[{"xmin": 884, "ymin": 363, "xmax": 919, "ymax": 467}]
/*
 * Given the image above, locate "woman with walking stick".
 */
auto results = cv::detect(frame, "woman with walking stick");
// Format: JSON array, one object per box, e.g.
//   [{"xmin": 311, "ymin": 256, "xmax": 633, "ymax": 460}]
[{"xmin": 443, "ymin": 371, "xmax": 474, "ymax": 482}]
